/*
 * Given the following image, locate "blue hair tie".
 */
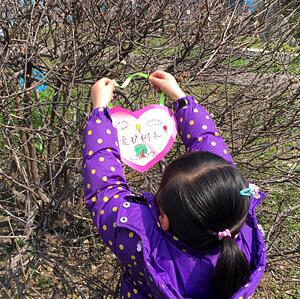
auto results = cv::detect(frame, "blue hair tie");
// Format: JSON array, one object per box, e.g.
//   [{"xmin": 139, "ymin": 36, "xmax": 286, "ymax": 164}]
[{"xmin": 240, "ymin": 183, "xmax": 260, "ymax": 198}]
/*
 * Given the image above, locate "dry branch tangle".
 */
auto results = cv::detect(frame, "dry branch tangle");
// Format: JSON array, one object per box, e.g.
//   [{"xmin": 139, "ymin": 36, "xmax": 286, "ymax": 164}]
[{"xmin": 0, "ymin": 0, "xmax": 299, "ymax": 298}]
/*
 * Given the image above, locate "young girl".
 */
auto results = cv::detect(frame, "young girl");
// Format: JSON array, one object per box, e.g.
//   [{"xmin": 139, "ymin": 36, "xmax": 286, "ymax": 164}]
[{"xmin": 82, "ymin": 71, "xmax": 266, "ymax": 299}]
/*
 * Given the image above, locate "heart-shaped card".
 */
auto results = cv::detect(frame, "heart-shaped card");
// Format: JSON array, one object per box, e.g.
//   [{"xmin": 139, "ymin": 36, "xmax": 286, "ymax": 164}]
[{"xmin": 110, "ymin": 104, "xmax": 177, "ymax": 173}]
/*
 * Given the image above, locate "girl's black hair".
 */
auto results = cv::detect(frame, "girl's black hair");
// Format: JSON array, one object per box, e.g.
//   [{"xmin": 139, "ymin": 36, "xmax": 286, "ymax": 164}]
[{"xmin": 156, "ymin": 151, "xmax": 250, "ymax": 299}]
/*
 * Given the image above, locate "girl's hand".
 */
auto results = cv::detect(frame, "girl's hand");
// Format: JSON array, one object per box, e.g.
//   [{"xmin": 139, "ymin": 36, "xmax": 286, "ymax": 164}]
[
  {"xmin": 149, "ymin": 70, "xmax": 186, "ymax": 101},
  {"xmin": 91, "ymin": 78, "xmax": 115, "ymax": 108}
]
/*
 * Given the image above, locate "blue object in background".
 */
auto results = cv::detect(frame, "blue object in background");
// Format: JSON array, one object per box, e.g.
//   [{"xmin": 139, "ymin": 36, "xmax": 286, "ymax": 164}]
[
  {"xmin": 228, "ymin": 0, "xmax": 257, "ymax": 13},
  {"xmin": 245, "ymin": 0, "xmax": 257, "ymax": 13},
  {"xmin": 19, "ymin": 68, "xmax": 48, "ymax": 92}
]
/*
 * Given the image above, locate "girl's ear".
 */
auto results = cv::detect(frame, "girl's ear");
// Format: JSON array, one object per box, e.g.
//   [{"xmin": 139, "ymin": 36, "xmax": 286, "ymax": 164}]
[{"xmin": 159, "ymin": 213, "xmax": 170, "ymax": 231}]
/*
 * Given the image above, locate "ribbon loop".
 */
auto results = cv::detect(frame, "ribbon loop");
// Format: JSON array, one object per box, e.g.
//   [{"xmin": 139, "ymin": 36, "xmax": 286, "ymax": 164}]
[
  {"xmin": 113, "ymin": 72, "xmax": 165, "ymax": 106},
  {"xmin": 115, "ymin": 72, "xmax": 149, "ymax": 88}
]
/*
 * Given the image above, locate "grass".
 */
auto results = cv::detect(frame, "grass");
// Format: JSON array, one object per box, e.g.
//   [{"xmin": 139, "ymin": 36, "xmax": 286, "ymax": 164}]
[
  {"xmin": 287, "ymin": 55, "xmax": 300, "ymax": 75},
  {"xmin": 227, "ymin": 55, "xmax": 300, "ymax": 75},
  {"xmin": 240, "ymin": 36, "xmax": 300, "ymax": 54},
  {"xmin": 31, "ymin": 269, "xmax": 52, "ymax": 288}
]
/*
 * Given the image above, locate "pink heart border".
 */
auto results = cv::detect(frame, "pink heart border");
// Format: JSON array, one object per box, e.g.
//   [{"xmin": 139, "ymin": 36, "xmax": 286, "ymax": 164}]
[{"xmin": 110, "ymin": 104, "xmax": 177, "ymax": 173}]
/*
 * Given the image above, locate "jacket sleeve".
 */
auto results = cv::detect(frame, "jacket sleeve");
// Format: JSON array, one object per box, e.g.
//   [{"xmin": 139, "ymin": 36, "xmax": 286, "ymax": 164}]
[
  {"xmin": 173, "ymin": 96, "xmax": 234, "ymax": 164},
  {"xmin": 82, "ymin": 107, "xmax": 135, "ymax": 253}
]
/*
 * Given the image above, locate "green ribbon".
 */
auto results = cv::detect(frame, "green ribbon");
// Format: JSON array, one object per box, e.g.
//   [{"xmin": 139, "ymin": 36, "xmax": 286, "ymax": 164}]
[{"xmin": 112, "ymin": 72, "xmax": 165, "ymax": 107}]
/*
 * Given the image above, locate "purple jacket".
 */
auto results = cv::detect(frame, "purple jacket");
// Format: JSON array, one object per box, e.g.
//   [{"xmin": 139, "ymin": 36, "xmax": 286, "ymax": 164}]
[{"xmin": 82, "ymin": 96, "xmax": 266, "ymax": 299}]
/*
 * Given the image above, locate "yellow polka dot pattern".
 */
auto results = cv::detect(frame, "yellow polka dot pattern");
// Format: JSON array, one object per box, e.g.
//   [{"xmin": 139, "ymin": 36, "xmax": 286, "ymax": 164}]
[{"xmin": 83, "ymin": 98, "xmax": 235, "ymax": 296}]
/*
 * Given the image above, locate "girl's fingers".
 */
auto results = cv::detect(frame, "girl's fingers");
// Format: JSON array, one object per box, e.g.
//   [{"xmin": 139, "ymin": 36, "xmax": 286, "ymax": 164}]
[
  {"xmin": 97, "ymin": 77, "xmax": 112, "ymax": 86},
  {"xmin": 149, "ymin": 78, "xmax": 161, "ymax": 92},
  {"xmin": 99, "ymin": 77, "xmax": 108, "ymax": 83},
  {"xmin": 150, "ymin": 70, "xmax": 166, "ymax": 79},
  {"xmin": 104, "ymin": 78, "xmax": 113, "ymax": 86},
  {"xmin": 152, "ymin": 84, "xmax": 161, "ymax": 93},
  {"xmin": 149, "ymin": 75, "xmax": 163, "ymax": 85}
]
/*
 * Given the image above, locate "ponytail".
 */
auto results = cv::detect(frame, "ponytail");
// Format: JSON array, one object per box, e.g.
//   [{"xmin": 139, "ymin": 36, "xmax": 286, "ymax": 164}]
[
  {"xmin": 212, "ymin": 237, "xmax": 250, "ymax": 299},
  {"xmin": 157, "ymin": 151, "xmax": 251, "ymax": 298}
]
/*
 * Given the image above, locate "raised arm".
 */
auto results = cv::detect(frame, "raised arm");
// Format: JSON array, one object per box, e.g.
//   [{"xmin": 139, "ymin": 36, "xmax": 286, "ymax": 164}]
[
  {"xmin": 82, "ymin": 79, "xmax": 132, "ymax": 253},
  {"xmin": 173, "ymin": 96, "xmax": 233, "ymax": 164},
  {"xmin": 149, "ymin": 71, "xmax": 233, "ymax": 164}
]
